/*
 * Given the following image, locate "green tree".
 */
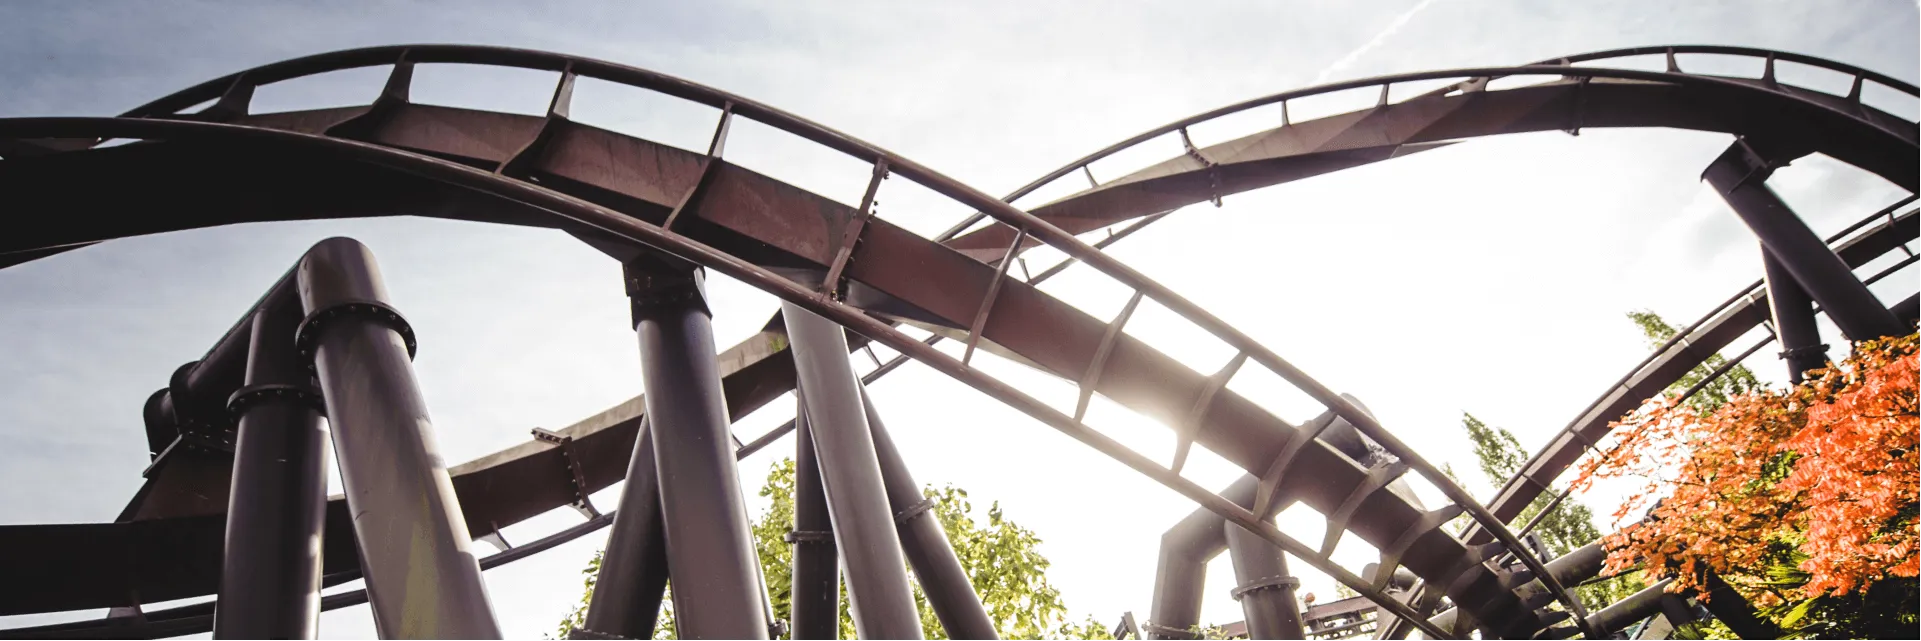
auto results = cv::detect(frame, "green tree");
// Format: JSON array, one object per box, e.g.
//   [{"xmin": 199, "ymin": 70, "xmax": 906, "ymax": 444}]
[
  {"xmin": 1625, "ymin": 310, "xmax": 1762, "ymax": 412},
  {"xmin": 1459, "ymin": 412, "xmax": 1634, "ymax": 611},
  {"xmin": 558, "ymin": 458, "xmax": 1112, "ymax": 640}
]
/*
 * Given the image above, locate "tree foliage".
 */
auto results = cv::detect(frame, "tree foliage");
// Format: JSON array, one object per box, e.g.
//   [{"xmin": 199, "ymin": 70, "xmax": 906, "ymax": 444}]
[
  {"xmin": 557, "ymin": 458, "xmax": 1111, "ymax": 639},
  {"xmin": 1571, "ymin": 332, "xmax": 1918, "ymax": 636}
]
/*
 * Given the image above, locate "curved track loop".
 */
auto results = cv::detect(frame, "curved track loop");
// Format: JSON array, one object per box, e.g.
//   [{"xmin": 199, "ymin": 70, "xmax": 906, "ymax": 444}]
[
  {"xmin": 943, "ymin": 46, "xmax": 1917, "ymax": 258},
  {"xmin": 0, "ymin": 44, "xmax": 1912, "ymax": 638}
]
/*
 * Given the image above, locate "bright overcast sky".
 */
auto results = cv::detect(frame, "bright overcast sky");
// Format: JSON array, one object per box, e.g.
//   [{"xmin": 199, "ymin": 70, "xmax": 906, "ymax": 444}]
[{"xmin": 2, "ymin": 1, "xmax": 1916, "ymax": 639}]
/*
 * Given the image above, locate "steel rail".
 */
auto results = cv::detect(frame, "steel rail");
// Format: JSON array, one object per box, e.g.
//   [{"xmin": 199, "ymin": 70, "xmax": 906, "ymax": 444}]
[
  {"xmin": 0, "ymin": 117, "xmax": 1461, "ymax": 639},
  {"xmin": 7, "ymin": 48, "xmax": 1912, "ymax": 636},
  {"xmin": 932, "ymin": 48, "xmax": 1917, "ymax": 241},
  {"xmin": 28, "ymin": 56, "xmax": 1916, "ymax": 637}
]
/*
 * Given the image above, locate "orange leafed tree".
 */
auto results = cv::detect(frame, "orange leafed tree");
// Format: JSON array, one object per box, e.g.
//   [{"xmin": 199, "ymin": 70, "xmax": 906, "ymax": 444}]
[{"xmin": 1570, "ymin": 333, "xmax": 1918, "ymax": 601}]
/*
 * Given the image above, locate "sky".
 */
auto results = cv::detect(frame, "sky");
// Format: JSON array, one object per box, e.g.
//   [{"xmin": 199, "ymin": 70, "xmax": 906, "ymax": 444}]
[{"xmin": 1, "ymin": 0, "xmax": 1916, "ymax": 638}]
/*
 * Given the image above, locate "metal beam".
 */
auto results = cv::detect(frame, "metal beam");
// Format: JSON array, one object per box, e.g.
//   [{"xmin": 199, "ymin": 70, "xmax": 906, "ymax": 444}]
[
  {"xmin": 1224, "ymin": 523, "xmax": 1305, "ymax": 639},
  {"xmin": 863, "ymin": 389, "xmax": 998, "ymax": 639},
  {"xmin": 626, "ymin": 255, "xmax": 768, "ymax": 640},
  {"xmin": 784, "ymin": 302, "xmax": 923, "ymax": 639},
  {"xmin": 297, "ymin": 237, "xmax": 502, "ymax": 639},
  {"xmin": 789, "ymin": 396, "xmax": 841, "ymax": 640},
  {"xmin": 1761, "ymin": 249, "xmax": 1828, "ymax": 382},
  {"xmin": 581, "ymin": 421, "xmax": 669, "ymax": 640},
  {"xmin": 1703, "ymin": 141, "xmax": 1906, "ymax": 340},
  {"xmin": 213, "ymin": 284, "xmax": 328, "ymax": 639}
]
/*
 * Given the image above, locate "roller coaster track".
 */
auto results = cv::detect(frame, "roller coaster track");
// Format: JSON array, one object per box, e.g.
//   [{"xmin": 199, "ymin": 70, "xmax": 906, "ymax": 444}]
[{"xmin": 0, "ymin": 44, "xmax": 1913, "ymax": 639}]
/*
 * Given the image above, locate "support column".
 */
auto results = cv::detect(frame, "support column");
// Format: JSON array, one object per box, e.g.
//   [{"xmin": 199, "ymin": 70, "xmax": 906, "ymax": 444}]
[
  {"xmin": 627, "ymin": 254, "xmax": 767, "ymax": 639},
  {"xmin": 781, "ymin": 302, "xmax": 923, "ymax": 639},
  {"xmin": 296, "ymin": 237, "xmax": 501, "ymax": 639},
  {"xmin": 1148, "ymin": 476, "xmax": 1259, "ymax": 640},
  {"xmin": 1224, "ymin": 523, "xmax": 1304, "ymax": 639},
  {"xmin": 1704, "ymin": 141, "xmax": 1905, "ymax": 340},
  {"xmin": 214, "ymin": 284, "xmax": 329, "ymax": 639},
  {"xmin": 864, "ymin": 390, "xmax": 998, "ymax": 639},
  {"xmin": 581, "ymin": 421, "xmax": 670, "ymax": 640},
  {"xmin": 790, "ymin": 396, "xmax": 841, "ymax": 640},
  {"xmin": 1762, "ymin": 250, "xmax": 1828, "ymax": 382}
]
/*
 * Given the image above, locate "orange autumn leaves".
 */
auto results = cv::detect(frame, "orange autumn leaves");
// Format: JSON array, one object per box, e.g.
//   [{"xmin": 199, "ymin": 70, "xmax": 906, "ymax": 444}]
[{"xmin": 1569, "ymin": 333, "xmax": 1918, "ymax": 600}]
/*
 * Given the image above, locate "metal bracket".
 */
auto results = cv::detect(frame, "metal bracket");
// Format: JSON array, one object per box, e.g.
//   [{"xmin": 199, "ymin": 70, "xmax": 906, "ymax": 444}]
[
  {"xmin": 624, "ymin": 253, "xmax": 711, "ymax": 321},
  {"xmin": 1564, "ymin": 76, "xmax": 1589, "ymax": 136},
  {"xmin": 294, "ymin": 299, "xmax": 418, "ymax": 374},
  {"xmin": 225, "ymin": 383, "xmax": 326, "ymax": 418},
  {"xmin": 1074, "ymin": 290, "xmax": 1145, "ymax": 421},
  {"xmin": 962, "ymin": 228, "xmax": 1026, "ymax": 366},
  {"xmin": 567, "ymin": 626, "xmax": 631, "ymax": 640},
  {"xmin": 782, "ymin": 529, "xmax": 834, "ymax": 544},
  {"xmin": 1228, "ymin": 574, "xmax": 1300, "ymax": 601},
  {"xmin": 1252, "ymin": 412, "xmax": 1338, "ymax": 518},
  {"xmin": 1171, "ymin": 352, "xmax": 1247, "ymax": 474},
  {"xmin": 1177, "ymin": 127, "xmax": 1224, "ymax": 207},
  {"xmin": 822, "ymin": 158, "xmax": 888, "ymax": 299},
  {"xmin": 1322, "ymin": 460, "xmax": 1412, "ymax": 555},
  {"xmin": 708, "ymin": 100, "xmax": 734, "ymax": 158},
  {"xmin": 1374, "ymin": 505, "xmax": 1464, "ymax": 591},
  {"xmin": 532, "ymin": 427, "xmax": 600, "ymax": 518},
  {"xmin": 894, "ymin": 497, "xmax": 937, "ymax": 525},
  {"xmin": 1779, "ymin": 344, "xmax": 1830, "ymax": 360}
]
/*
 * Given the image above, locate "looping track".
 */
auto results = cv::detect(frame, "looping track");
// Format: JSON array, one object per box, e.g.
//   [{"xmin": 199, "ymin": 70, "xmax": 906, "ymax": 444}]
[{"xmin": 1, "ymin": 44, "xmax": 1913, "ymax": 639}]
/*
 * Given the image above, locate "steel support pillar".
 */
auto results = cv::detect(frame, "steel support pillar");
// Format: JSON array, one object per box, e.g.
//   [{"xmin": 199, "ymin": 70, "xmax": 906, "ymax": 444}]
[
  {"xmin": 626, "ymin": 255, "xmax": 768, "ymax": 640},
  {"xmin": 1762, "ymin": 250, "xmax": 1828, "ymax": 382},
  {"xmin": 790, "ymin": 397, "xmax": 841, "ymax": 640},
  {"xmin": 863, "ymin": 389, "xmax": 998, "ymax": 639},
  {"xmin": 1584, "ymin": 577, "xmax": 1676, "ymax": 635},
  {"xmin": 781, "ymin": 302, "xmax": 922, "ymax": 639},
  {"xmin": 1224, "ymin": 523, "xmax": 1304, "ymax": 639},
  {"xmin": 581, "ymin": 421, "xmax": 670, "ymax": 640},
  {"xmin": 1149, "ymin": 475, "xmax": 1258, "ymax": 639},
  {"xmin": 296, "ymin": 237, "xmax": 501, "ymax": 639},
  {"xmin": 1704, "ymin": 141, "xmax": 1905, "ymax": 340},
  {"xmin": 213, "ymin": 283, "xmax": 329, "ymax": 639}
]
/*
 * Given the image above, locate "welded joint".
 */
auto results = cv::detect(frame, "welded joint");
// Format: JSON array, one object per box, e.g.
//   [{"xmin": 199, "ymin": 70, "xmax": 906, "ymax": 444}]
[
  {"xmin": 1171, "ymin": 352, "xmax": 1248, "ymax": 474},
  {"xmin": 962, "ymin": 228, "xmax": 1026, "ymax": 366},
  {"xmin": 1322, "ymin": 459, "xmax": 1412, "ymax": 555},
  {"xmin": 822, "ymin": 158, "xmax": 888, "ymax": 299},
  {"xmin": 1252, "ymin": 412, "xmax": 1339, "ymax": 518},
  {"xmin": 1374, "ymin": 505, "xmax": 1464, "ymax": 591},
  {"xmin": 893, "ymin": 497, "xmax": 936, "ymax": 526},
  {"xmin": 1563, "ymin": 76, "xmax": 1589, "ymax": 136},
  {"xmin": 1228, "ymin": 574, "xmax": 1300, "ymax": 601},
  {"xmin": 1706, "ymin": 137, "xmax": 1790, "ymax": 191},
  {"xmin": 532, "ymin": 427, "xmax": 601, "ymax": 518},
  {"xmin": 708, "ymin": 100, "xmax": 734, "ymax": 158},
  {"xmin": 1073, "ymin": 289, "xmax": 1145, "ymax": 422},
  {"xmin": 782, "ymin": 529, "xmax": 833, "ymax": 544},
  {"xmin": 225, "ymin": 383, "xmax": 326, "ymax": 418},
  {"xmin": 660, "ymin": 158, "xmax": 721, "ymax": 232},
  {"xmin": 198, "ymin": 73, "xmax": 255, "ymax": 122},
  {"xmin": 293, "ymin": 299, "xmax": 418, "ymax": 375},
  {"xmin": 1177, "ymin": 127, "xmax": 1224, "ymax": 207}
]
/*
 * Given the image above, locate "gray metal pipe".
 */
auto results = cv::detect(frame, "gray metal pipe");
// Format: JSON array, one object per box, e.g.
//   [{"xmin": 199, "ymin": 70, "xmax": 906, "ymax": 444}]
[
  {"xmin": 213, "ymin": 286, "xmax": 329, "ymax": 639},
  {"xmin": 1704, "ymin": 142, "xmax": 1906, "ymax": 340},
  {"xmin": 1224, "ymin": 523, "xmax": 1304, "ymax": 639},
  {"xmin": 782, "ymin": 302, "xmax": 923, "ymax": 639},
  {"xmin": 1700, "ymin": 572, "xmax": 1781, "ymax": 639},
  {"xmin": 297, "ymin": 237, "xmax": 501, "ymax": 639},
  {"xmin": 863, "ymin": 389, "xmax": 998, "ymax": 639},
  {"xmin": 1148, "ymin": 475, "xmax": 1258, "ymax": 638},
  {"xmin": 629, "ymin": 258, "xmax": 768, "ymax": 640},
  {"xmin": 582, "ymin": 422, "xmax": 669, "ymax": 640},
  {"xmin": 790, "ymin": 398, "xmax": 841, "ymax": 640},
  {"xmin": 1762, "ymin": 250, "xmax": 1828, "ymax": 382}
]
